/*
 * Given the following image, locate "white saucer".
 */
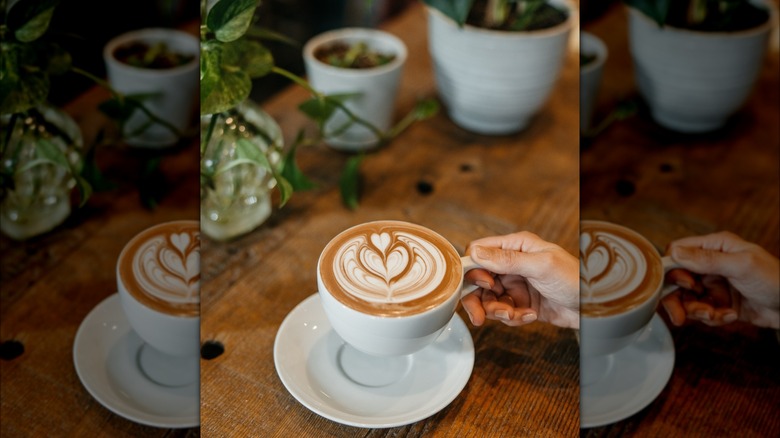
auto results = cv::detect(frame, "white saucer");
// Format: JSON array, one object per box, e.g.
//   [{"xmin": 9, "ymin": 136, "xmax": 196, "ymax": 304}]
[
  {"xmin": 273, "ymin": 293, "xmax": 475, "ymax": 428},
  {"xmin": 72, "ymin": 294, "xmax": 199, "ymax": 428},
  {"xmin": 580, "ymin": 313, "xmax": 675, "ymax": 428}
]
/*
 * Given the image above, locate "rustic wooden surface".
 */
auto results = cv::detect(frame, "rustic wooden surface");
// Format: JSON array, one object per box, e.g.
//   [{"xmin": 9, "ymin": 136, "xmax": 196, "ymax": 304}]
[
  {"xmin": 200, "ymin": 3, "xmax": 580, "ymax": 437},
  {"xmin": 581, "ymin": 1, "xmax": 780, "ymax": 437},
  {"xmin": 0, "ymin": 43, "xmax": 201, "ymax": 438}
]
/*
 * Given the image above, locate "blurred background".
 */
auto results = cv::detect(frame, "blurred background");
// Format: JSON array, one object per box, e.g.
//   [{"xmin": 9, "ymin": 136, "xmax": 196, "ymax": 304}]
[{"xmin": 46, "ymin": 0, "xmax": 415, "ymax": 107}]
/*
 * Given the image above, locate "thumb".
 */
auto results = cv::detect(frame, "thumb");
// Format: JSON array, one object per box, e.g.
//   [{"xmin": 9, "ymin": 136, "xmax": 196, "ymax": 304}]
[
  {"xmin": 670, "ymin": 245, "xmax": 742, "ymax": 278},
  {"xmin": 471, "ymin": 245, "xmax": 544, "ymax": 278}
]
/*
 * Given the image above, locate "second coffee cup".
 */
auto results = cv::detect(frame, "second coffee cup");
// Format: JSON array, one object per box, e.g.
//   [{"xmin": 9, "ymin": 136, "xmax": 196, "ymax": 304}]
[
  {"xmin": 579, "ymin": 220, "xmax": 680, "ymax": 358},
  {"xmin": 317, "ymin": 220, "xmax": 480, "ymax": 357}
]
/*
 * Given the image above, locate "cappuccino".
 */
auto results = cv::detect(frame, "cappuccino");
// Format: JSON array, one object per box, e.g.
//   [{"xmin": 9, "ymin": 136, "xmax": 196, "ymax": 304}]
[
  {"xmin": 580, "ymin": 220, "xmax": 663, "ymax": 317},
  {"xmin": 318, "ymin": 220, "xmax": 462, "ymax": 317},
  {"xmin": 117, "ymin": 220, "xmax": 200, "ymax": 317}
]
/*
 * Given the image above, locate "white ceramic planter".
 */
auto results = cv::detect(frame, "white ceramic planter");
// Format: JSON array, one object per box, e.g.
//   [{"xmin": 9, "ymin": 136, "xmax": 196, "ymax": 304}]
[
  {"xmin": 303, "ymin": 27, "xmax": 407, "ymax": 151},
  {"xmin": 628, "ymin": 0, "xmax": 776, "ymax": 133},
  {"xmin": 104, "ymin": 28, "xmax": 199, "ymax": 147},
  {"xmin": 580, "ymin": 31, "xmax": 608, "ymax": 134},
  {"xmin": 426, "ymin": 0, "xmax": 576, "ymax": 135}
]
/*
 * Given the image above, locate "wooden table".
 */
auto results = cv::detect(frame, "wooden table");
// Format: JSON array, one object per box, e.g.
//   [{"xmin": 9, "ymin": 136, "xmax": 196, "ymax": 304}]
[
  {"xmin": 200, "ymin": 3, "xmax": 580, "ymax": 437},
  {"xmin": 0, "ymin": 58, "xmax": 200, "ymax": 438},
  {"xmin": 581, "ymin": 1, "xmax": 780, "ymax": 436}
]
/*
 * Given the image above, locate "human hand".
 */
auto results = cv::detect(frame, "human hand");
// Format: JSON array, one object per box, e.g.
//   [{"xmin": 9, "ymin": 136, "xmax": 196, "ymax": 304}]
[
  {"xmin": 661, "ymin": 231, "xmax": 780, "ymax": 329},
  {"xmin": 462, "ymin": 231, "xmax": 579, "ymax": 329}
]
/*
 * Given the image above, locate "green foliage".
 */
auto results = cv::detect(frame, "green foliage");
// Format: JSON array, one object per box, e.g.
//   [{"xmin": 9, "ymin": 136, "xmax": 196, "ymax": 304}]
[
  {"xmin": 623, "ymin": 0, "xmax": 766, "ymax": 29},
  {"xmin": 423, "ymin": 0, "xmax": 476, "ymax": 26},
  {"xmin": 201, "ymin": 0, "xmax": 439, "ymax": 212},
  {"xmin": 423, "ymin": 0, "xmax": 565, "ymax": 30}
]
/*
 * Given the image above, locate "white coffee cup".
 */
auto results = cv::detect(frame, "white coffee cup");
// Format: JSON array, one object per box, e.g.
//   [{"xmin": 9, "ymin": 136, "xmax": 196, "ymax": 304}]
[
  {"xmin": 104, "ymin": 28, "xmax": 199, "ymax": 147},
  {"xmin": 116, "ymin": 220, "xmax": 200, "ymax": 387},
  {"xmin": 317, "ymin": 220, "xmax": 480, "ymax": 357},
  {"xmin": 579, "ymin": 220, "xmax": 680, "ymax": 360}
]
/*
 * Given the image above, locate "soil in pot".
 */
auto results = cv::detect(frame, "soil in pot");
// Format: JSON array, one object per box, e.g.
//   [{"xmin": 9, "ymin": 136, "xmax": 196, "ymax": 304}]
[
  {"xmin": 665, "ymin": 1, "xmax": 769, "ymax": 31},
  {"xmin": 113, "ymin": 41, "xmax": 194, "ymax": 69},
  {"xmin": 466, "ymin": 0, "xmax": 568, "ymax": 30},
  {"xmin": 314, "ymin": 41, "xmax": 396, "ymax": 69}
]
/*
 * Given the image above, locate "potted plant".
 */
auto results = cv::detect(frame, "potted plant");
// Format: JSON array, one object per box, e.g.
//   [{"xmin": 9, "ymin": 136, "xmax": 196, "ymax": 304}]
[
  {"xmin": 103, "ymin": 27, "xmax": 199, "ymax": 148},
  {"xmin": 199, "ymin": 0, "xmax": 437, "ymax": 240},
  {"xmin": 302, "ymin": 27, "xmax": 407, "ymax": 151},
  {"xmin": 1, "ymin": 0, "xmax": 93, "ymax": 240},
  {"xmin": 624, "ymin": 0, "xmax": 776, "ymax": 133},
  {"xmin": 422, "ymin": 0, "xmax": 577, "ymax": 134}
]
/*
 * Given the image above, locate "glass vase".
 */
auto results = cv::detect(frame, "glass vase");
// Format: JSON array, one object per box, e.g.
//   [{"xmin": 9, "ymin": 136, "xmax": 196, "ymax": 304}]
[
  {"xmin": 1, "ymin": 104, "xmax": 84, "ymax": 240},
  {"xmin": 200, "ymin": 99, "xmax": 283, "ymax": 241}
]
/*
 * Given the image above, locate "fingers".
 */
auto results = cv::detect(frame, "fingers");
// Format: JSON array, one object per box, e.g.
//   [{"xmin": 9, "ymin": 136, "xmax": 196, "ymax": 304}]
[
  {"xmin": 661, "ymin": 291, "xmax": 687, "ymax": 326},
  {"xmin": 668, "ymin": 245, "xmax": 744, "ymax": 279},
  {"xmin": 461, "ymin": 291, "xmax": 485, "ymax": 326},
  {"xmin": 461, "ymin": 288, "xmax": 538, "ymax": 327},
  {"xmin": 465, "ymin": 268, "xmax": 495, "ymax": 291}
]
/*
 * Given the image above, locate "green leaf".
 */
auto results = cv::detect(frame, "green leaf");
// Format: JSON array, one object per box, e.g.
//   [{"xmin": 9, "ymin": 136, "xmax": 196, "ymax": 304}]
[
  {"xmin": 8, "ymin": 0, "xmax": 61, "ymax": 42},
  {"xmin": 207, "ymin": 0, "xmax": 259, "ymax": 42},
  {"xmin": 412, "ymin": 98, "xmax": 440, "ymax": 120},
  {"xmin": 298, "ymin": 97, "xmax": 338, "ymax": 123},
  {"xmin": 281, "ymin": 131, "xmax": 317, "ymax": 191},
  {"xmin": 624, "ymin": 0, "xmax": 671, "ymax": 27},
  {"xmin": 0, "ymin": 49, "xmax": 49, "ymax": 115},
  {"xmin": 422, "ymin": 0, "xmax": 475, "ymax": 27},
  {"xmin": 298, "ymin": 93, "xmax": 358, "ymax": 125},
  {"xmin": 222, "ymin": 39, "xmax": 273, "ymax": 79},
  {"xmin": 232, "ymin": 139, "xmax": 293, "ymax": 207},
  {"xmin": 200, "ymin": 41, "xmax": 252, "ymax": 115},
  {"xmin": 340, "ymin": 154, "xmax": 364, "ymax": 210}
]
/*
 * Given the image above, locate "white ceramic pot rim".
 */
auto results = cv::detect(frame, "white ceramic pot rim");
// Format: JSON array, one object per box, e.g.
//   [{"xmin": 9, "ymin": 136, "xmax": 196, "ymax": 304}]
[
  {"xmin": 303, "ymin": 27, "xmax": 407, "ymax": 78},
  {"xmin": 104, "ymin": 28, "xmax": 199, "ymax": 77},
  {"xmin": 425, "ymin": 0, "xmax": 577, "ymax": 39},
  {"xmin": 628, "ymin": 0, "xmax": 778, "ymax": 39},
  {"xmin": 580, "ymin": 32, "xmax": 608, "ymax": 75}
]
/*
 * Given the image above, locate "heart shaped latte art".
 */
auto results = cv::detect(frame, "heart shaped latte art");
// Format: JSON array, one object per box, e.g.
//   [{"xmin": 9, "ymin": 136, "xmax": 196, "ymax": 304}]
[
  {"xmin": 334, "ymin": 231, "xmax": 446, "ymax": 303},
  {"xmin": 133, "ymin": 231, "xmax": 200, "ymax": 304},
  {"xmin": 580, "ymin": 230, "xmax": 646, "ymax": 303}
]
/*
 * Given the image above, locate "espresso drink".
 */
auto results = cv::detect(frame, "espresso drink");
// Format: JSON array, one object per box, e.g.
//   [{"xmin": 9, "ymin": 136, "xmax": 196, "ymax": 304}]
[
  {"xmin": 117, "ymin": 220, "xmax": 200, "ymax": 317},
  {"xmin": 580, "ymin": 220, "xmax": 663, "ymax": 317},
  {"xmin": 318, "ymin": 220, "xmax": 462, "ymax": 317}
]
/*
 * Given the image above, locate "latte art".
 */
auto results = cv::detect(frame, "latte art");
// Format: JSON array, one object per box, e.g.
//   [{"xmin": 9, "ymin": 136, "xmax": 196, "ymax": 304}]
[
  {"xmin": 319, "ymin": 221, "xmax": 462, "ymax": 316},
  {"xmin": 334, "ymin": 231, "xmax": 446, "ymax": 303},
  {"xmin": 580, "ymin": 221, "xmax": 662, "ymax": 317},
  {"xmin": 118, "ymin": 221, "xmax": 200, "ymax": 317}
]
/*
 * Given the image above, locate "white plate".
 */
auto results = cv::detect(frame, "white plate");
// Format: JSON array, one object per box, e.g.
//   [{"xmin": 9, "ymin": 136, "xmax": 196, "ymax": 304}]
[
  {"xmin": 72, "ymin": 293, "xmax": 199, "ymax": 428},
  {"xmin": 580, "ymin": 313, "xmax": 675, "ymax": 428},
  {"xmin": 273, "ymin": 293, "xmax": 475, "ymax": 428}
]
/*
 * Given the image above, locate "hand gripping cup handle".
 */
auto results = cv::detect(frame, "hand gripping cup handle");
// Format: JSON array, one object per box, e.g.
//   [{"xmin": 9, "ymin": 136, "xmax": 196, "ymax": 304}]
[
  {"xmin": 659, "ymin": 255, "xmax": 684, "ymax": 298},
  {"xmin": 459, "ymin": 255, "xmax": 484, "ymax": 298}
]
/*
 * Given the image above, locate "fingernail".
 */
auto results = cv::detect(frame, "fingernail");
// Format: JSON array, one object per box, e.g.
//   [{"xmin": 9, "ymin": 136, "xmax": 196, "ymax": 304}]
[
  {"xmin": 473, "ymin": 245, "xmax": 488, "ymax": 259},
  {"xmin": 463, "ymin": 307, "xmax": 474, "ymax": 323},
  {"xmin": 476, "ymin": 280, "xmax": 491, "ymax": 290},
  {"xmin": 723, "ymin": 313, "xmax": 738, "ymax": 323},
  {"xmin": 521, "ymin": 313, "xmax": 537, "ymax": 323},
  {"xmin": 694, "ymin": 310, "xmax": 710, "ymax": 320},
  {"xmin": 495, "ymin": 310, "xmax": 510, "ymax": 321}
]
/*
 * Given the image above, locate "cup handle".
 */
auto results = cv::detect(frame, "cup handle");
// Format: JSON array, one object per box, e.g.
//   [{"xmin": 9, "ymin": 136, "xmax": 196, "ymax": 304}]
[
  {"xmin": 459, "ymin": 255, "xmax": 484, "ymax": 299},
  {"xmin": 660, "ymin": 255, "xmax": 684, "ymax": 298}
]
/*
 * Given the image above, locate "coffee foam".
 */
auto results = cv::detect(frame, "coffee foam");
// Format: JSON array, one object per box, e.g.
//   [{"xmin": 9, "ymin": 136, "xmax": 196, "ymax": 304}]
[
  {"xmin": 319, "ymin": 221, "xmax": 462, "ymax": 316},
  {"xmin": 118, "ymin": 221, "xmax": 200, "ymax": 317},
  {"xmin": 580, "ymin": 221, "xmax": 662, "ymax": 317}
]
